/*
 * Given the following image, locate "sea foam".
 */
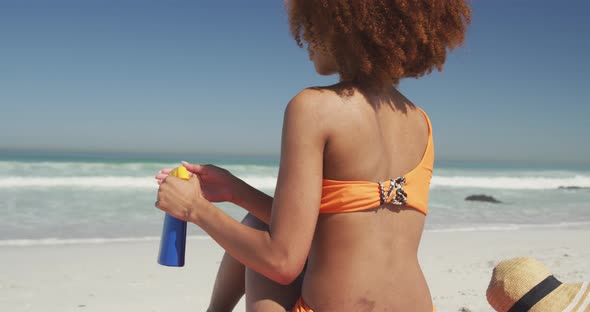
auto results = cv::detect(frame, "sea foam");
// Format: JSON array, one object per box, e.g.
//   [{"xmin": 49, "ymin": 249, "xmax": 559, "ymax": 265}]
[{"xmin": 2, "ymin": 174, "xmax": 589, "ymax": 190}]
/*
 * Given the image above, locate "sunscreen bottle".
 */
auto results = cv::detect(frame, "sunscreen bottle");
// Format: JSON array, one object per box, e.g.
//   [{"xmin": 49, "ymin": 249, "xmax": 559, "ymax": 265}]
[{"xmin": 157, "ymin": 166, "xmax": 190, "ymax": 267}]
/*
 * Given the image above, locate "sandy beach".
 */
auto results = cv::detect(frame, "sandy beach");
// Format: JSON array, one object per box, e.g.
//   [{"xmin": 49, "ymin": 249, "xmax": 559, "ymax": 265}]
[{"xmin": 1, "ymin": 228, "xmax": 589, "ymax": 312}]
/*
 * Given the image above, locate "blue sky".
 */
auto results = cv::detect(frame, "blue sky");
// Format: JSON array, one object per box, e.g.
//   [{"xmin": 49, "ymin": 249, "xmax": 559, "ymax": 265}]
[{"xmin": 1, "ymin": 0, "xmax": 589, "ymax": 164}]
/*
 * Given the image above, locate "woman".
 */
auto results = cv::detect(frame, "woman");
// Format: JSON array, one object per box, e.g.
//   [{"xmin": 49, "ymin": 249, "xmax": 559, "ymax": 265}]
[{"xmin": 155, "ymin": 1, "xmax": 470, "ymax": 311}]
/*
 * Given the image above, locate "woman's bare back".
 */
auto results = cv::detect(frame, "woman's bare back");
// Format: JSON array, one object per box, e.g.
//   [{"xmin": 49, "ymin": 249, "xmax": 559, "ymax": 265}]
[{"xmin": 302, "ymin": 85, "xmax": 432, "ymax": 311}]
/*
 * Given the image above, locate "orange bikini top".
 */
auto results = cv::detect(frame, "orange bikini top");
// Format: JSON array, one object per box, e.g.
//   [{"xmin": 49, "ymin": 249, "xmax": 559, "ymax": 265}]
[{"xmin": 320, "ymin": 108, "xmax": 434, "ymax": 215}]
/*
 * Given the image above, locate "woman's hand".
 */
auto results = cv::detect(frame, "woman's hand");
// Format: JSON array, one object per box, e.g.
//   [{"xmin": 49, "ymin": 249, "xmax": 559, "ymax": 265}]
[
  {"xmin": 156, "ymin": 174, "xmax": 204, "ymax": 223},
  {"xmin": 155, "ymin": 161, "xmax": 241, "ymax": 203}
]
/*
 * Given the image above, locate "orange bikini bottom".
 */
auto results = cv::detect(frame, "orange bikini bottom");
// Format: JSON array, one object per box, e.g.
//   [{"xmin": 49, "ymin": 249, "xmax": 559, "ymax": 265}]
[
  {"xmin": 291, "ymin": 298, "xmax": 311, "ymax": 312},
  {"xmin": 292, "ymin": 297, "xmax": 435, "ymax": 311}
]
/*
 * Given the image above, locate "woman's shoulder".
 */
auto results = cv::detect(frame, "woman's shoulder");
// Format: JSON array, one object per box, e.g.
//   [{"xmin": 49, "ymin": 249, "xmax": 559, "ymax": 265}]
[
  {"xmin": 280, "ymin": 86, "xmax": 347, "ymax": 145},
  {"xmin": 286, "ymin": 86, "xmax": 344, "ymax": 116},
  {"xmin": 291, "ymin": 84, "xmax": 344, "ymax": 102}
]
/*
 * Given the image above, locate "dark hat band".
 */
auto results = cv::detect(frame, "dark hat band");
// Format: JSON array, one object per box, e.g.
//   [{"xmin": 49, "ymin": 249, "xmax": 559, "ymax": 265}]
[{"xmin": 508, "ymin": 275, "xmax": 562, "ymax": 312}]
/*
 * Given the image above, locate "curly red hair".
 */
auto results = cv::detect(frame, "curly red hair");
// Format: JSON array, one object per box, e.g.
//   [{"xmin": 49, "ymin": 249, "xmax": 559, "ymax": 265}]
[{"xmin": 287, "ymin": 0, "xmax": 471, "ymax": 88}]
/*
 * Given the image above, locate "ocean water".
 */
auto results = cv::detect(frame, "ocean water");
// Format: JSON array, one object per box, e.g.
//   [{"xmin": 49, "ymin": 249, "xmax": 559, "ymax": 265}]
[{"xmin": 1, "ymin": 152, "xmax": 589, "ymax": 246}]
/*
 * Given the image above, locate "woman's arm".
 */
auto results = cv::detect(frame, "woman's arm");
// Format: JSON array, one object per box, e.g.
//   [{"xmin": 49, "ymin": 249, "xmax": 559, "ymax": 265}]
[
  {"xmin": 231, "ymin": 180, "xmax": 274, "ymax": 224},
  {"xmin": 157, "ymin": 89, "xmax": 327, "ymax": 284},
  {"xmin": 178, "ymin": 163, "xmax": 275, "ymax": 224}
]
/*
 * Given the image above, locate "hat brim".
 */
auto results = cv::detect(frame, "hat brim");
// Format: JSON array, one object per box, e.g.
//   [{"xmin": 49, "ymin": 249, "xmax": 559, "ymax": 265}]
[{"xmin": 531, "ymin": 282, "xmax": 587, "ymax": 312}]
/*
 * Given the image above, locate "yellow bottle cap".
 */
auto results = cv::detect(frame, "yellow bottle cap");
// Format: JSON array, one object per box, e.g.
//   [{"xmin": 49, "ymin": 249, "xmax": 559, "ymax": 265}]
[{"xmin": 170, "ymin": 166, "xmax": 190, "ymax": 180}]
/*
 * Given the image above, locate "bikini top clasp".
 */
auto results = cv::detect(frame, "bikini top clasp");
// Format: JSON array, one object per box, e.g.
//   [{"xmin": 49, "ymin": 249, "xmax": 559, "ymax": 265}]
[{"xmin": 378, "ymin": 176, "xmax": 407, "ymax": 205}]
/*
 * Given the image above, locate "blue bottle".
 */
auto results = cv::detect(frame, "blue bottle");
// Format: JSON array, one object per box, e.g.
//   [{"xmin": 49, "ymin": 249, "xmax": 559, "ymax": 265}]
[
  {"xmin": 158, "ymin": 166, "xmax": 190, "ymax": 267},
  {"xmin": 158, "ymin": 214, "xmax": 187, "ymax": 266}
]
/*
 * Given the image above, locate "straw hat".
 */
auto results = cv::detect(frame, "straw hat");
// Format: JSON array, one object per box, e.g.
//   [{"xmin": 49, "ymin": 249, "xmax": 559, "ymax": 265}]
[{"xmin": 487, "ymin": 257, "xmax": 590, "ymax": 312}]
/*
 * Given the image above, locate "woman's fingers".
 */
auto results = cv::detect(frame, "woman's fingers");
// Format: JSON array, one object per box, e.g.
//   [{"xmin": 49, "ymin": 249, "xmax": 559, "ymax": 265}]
[
  {"xmin": 155, "ymin": 168, "xmax": 173, "ymax": 182},
  {"xmin": 182, "ymin": 161, "xmax": 207, "ymax": 175}
]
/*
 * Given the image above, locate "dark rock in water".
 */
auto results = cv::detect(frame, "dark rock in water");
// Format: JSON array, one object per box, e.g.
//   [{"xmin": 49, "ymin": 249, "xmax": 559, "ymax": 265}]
[
  {"xmin": 465, "ymin": 194, "xmax": 502, "ymax": 203},
  {"xmin": 558, "ymin": 186, "xmax": 588, "ymax": 190}
]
